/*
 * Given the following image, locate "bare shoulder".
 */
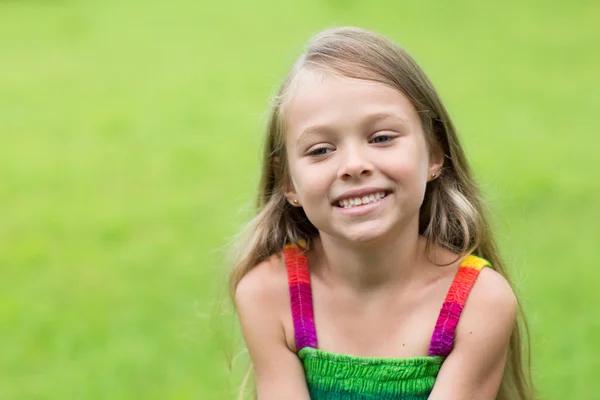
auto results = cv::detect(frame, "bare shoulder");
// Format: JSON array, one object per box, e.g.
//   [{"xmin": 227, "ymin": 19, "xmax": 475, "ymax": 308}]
[
  {"xmin": 234, "ymin": 252, "xmax": 291, "ymax": 353},
  {"xmin": 457, "ymin": 266, "xmax": 518, "ymax": 341},
  {"xmin": 471, "ymin": 267, "xmax": 518, "ymax": 313},
  {"xmin": 235, "ymin": 252, "xmax": 289, "ymax": 313}
]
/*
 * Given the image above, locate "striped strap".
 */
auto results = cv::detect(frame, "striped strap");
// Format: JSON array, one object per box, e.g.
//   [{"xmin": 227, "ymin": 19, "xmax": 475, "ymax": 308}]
[
  {"xmin": 284, "ymin": 244, "xmax": 318, "ymax": 351},
  {"xmin": 429, "ymin": 255, "xmax": 491, "ymax": 357}
]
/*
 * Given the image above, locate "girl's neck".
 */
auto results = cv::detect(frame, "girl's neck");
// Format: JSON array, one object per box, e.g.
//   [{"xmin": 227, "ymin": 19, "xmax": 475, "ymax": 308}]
[{"xmin": 310, "ymin": 223, "xmax": 427, "ymax": 293}]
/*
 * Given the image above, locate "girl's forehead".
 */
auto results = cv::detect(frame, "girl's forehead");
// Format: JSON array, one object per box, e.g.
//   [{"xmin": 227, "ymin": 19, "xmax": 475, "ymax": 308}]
[{"xmin": 282, "ymin": 72, "xmax": 420, "ymax": 140}]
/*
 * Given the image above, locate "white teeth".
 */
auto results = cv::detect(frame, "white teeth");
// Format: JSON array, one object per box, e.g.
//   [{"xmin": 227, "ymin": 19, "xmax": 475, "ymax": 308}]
[{"xmin": 337, "ymin": 191, "xmax": 387, "ymax": 209}]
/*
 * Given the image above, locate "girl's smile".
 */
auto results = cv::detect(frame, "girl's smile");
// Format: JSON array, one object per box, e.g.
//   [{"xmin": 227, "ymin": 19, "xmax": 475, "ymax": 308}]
[{"xmin": 333, "ymin": 188, "xmax": 392, "ymax": 216}]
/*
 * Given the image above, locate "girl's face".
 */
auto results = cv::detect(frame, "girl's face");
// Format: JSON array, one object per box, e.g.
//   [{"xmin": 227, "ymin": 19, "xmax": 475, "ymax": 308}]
[{"xmin": 283, "ymin": 74, "xmax": 442, "ymax": 244}]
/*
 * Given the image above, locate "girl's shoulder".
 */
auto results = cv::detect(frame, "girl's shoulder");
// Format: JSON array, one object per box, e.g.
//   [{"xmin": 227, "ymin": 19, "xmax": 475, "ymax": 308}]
[
  {"xmin": 235, "ymin": 252, "xmax": 289, "ymax": 311},
  {"xmin": 452, "ymin": 264, "xmax": 518, "ymax": 355},
  {"xmin": 436, "ymin": 246, "xmax": 516, "ymax": 321},
  {"xmin": 235, "ymin": 251, "xmax": 297, "ymax": 352},
  {"xmin": 462, "ymin": 265, "xmax": 517, "ymax": 320}
]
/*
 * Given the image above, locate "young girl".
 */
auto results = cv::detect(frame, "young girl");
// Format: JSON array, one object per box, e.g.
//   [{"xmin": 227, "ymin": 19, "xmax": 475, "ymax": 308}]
[{"xmin": 230, "ymin": 27, "xmax": 533, "ymax": 400}]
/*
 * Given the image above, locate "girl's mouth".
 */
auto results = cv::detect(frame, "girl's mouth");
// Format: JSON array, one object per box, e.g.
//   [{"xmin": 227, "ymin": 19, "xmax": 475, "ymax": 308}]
[{"xmin": 335, "ymin": 191, "xmax": 390, "ymax": 209}]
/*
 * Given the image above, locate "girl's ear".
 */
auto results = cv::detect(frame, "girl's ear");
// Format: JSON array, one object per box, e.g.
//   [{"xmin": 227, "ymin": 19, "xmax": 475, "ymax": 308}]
[
  {"xmin": 283, "ymin": 175, "xmax": 302, "ymax": 207},
  {"xmin": 428, "ymin": 141, "xmax": 445, "ymax": 181},
  {"xmin": 274, "ymin": 156, "xmax": 302, "ymax": 207}
]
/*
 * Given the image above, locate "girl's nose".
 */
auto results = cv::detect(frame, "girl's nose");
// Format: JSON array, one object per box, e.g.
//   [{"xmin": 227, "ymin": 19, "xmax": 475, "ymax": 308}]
[{"xmin": 337, "ymin": 146, "xmax": 374, "ymax": 180}]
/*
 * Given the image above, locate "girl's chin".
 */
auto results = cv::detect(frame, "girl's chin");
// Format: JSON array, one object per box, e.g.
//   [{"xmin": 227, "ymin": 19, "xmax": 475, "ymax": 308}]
[{"xmin": 333, "ymin": 224, "xmax": 393, "ymax": 246}]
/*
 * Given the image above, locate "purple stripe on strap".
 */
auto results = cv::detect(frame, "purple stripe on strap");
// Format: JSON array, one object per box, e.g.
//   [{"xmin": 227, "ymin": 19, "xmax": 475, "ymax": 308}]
[
  {"xmin": 429, "ymin": 302, "xmax": 463, "ymax": 357},
  {"xmin": 289, "ymin": 283, "xmax": 318, "ymax": 349}
]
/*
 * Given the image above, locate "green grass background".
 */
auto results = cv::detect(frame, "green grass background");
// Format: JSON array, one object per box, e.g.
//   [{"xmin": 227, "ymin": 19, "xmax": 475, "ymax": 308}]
[{"xmin": 1, "ymin": 0, "xmax": 599, "ymax": 398}]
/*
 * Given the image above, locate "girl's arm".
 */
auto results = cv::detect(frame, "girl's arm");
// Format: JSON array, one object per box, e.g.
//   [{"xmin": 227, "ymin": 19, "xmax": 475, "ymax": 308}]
[
  {"xmin": 235, "ymin": 257, "xmax": 311, "ymax": 400},
  {"xmin": 428, "ymin": 268, "xmax": 519, "ymax": 400}
]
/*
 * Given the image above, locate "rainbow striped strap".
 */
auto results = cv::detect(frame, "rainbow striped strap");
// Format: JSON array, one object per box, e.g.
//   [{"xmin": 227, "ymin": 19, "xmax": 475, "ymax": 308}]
[
  {"xmin": 428, "ymin": 255, "xmax": 491, "ymax": 357},
  {"xmin": 284, "ymin": 244, "xmax": 318, "ymax": 351},
  {"xmin": 284, "ymin": 244, "xmax": 491, "ymax": 356}
]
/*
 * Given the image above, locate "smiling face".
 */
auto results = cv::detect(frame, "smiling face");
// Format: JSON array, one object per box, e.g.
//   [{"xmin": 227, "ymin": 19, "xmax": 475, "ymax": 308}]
[{"xmin": 282, "ymin": 73, "xmax": 443, "ymax": 244}]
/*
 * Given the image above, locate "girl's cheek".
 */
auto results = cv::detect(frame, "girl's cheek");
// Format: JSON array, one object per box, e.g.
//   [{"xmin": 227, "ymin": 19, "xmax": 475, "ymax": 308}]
[{"xmin": 382, "ymin": 157, "xmax": 415, "ymax": 177}]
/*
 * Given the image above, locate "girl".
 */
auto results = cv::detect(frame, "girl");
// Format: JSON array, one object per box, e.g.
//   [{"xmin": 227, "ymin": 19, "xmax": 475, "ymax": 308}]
[{"xmin": 230, "ymin": 27, "xmax": 534, "ymax": 399}]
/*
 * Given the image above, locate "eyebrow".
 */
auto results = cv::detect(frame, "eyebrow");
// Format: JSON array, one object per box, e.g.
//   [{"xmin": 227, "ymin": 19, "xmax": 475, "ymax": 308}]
[{"xmin": 296, "ymin": 111, "xmax": 410, "ymax": 144}]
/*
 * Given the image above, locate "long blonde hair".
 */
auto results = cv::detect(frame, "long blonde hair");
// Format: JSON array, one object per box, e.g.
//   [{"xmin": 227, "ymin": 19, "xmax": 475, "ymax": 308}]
[{"xmin": 229, "ymin": 26, "xmax": 534, "ymax": 400}]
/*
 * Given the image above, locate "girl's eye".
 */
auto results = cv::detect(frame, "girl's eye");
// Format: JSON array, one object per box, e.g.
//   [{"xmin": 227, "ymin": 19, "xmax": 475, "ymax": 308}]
[
  {"xmin": 308, "ymin": 147, "xmax": 332, "ymax": 156},
  {"xmin": 370, "ymin": 134, "xmax": 394, "ymax": 144}
]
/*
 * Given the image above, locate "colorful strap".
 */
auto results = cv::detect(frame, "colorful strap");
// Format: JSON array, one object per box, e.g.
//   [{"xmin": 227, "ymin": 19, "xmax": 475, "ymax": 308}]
[
  {"xmin": 284, "ymin": 243, "xmax": 318, "ymax": 351},
  {"xmin": 285, "ymin": 243, "xmax": 490, "ymax": 357},
  {"xmin": 428, "ymin": 255, "xmax": 491, "ymax": 357}
]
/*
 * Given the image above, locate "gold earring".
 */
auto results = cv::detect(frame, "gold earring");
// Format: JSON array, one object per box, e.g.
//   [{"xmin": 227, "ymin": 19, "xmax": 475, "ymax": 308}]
[
  {"xmin": 431, "ymin": 173, "xmax": 437, "ymax": 179},
  {"xmin": 293, "ymin": 199, "xmax": 299, "ymax": 205}
]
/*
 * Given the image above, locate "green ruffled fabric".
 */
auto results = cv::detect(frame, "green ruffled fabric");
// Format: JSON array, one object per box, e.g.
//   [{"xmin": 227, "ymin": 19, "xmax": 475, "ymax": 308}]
[{"xmin": 299, "ymin": 347, "xmax": 444, "ymax": 399}]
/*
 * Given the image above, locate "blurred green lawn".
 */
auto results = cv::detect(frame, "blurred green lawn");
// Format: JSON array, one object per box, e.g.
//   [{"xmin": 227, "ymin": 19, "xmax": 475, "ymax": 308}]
[{"xmin": 1, "ymin": 0, "xmax": 598, "ymax": 398}]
